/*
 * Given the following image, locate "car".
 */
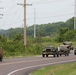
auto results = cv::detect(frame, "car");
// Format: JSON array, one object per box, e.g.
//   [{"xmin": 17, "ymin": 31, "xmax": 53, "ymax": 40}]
[
  {"xmin": 58, "ymin": 45, "xmax": 70, "ymax": 56},
  {"xmin": 42, "ymin": 45, "xmax": 59, "ymax": 57}
]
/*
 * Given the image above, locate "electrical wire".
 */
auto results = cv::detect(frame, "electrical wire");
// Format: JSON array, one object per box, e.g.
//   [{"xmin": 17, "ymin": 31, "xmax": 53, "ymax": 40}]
[
  {"xmin": 0, "ymin": 0, "xmax": 74, "ymax": 29},
  {"xmin": 26, "ymin": 7, "xmax": 74, "ymax": 15},
  {"xmin": 2, "ymin": 12, "xmax": 74, "ymax": 26},
  {"xmin": 31, "ymin": 0, "xmax": 70, "ymax": 4},
  {"xmin": 26, "ymin": 13, "xmax": 74, "ymax": 20}
]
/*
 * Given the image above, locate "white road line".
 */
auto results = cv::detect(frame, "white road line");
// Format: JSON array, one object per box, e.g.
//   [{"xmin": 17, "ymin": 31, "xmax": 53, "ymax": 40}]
[{"xmin": 7, "ymin": 59, "xmax": 76, "ymax": 75}]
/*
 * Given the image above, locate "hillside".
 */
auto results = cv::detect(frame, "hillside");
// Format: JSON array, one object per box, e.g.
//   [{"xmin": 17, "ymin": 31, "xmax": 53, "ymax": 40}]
[
  {"xmin": 0, "ymin": 17, "xmax": 74, "ymax": 38},
  {"xmin": 0, "ymin": 17, "xmax": 75, "ymax": 57}
]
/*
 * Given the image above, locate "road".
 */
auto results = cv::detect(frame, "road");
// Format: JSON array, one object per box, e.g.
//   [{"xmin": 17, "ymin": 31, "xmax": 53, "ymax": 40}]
[{"xmin": 0, "ymin": 51, "xmax": 76, "ymax": 75}]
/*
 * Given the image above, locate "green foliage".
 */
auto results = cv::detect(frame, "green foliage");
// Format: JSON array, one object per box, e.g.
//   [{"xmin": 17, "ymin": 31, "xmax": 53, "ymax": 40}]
[
  {"xmin": 14, "ymin": 34, "xmax": 23, "ymax": 41},
  {"xmin": 0, "ymin": 36, "xmax": 43, "ymax": 57},
  {"xmin": 66, "ymin": 17, "xmax": 74, "ymax": 30},
  {"xmin": 56, "ymin": 28, "xmax": 68, "ymax": 42},
  {"xmin": 0, "ymin": 17, "xmax": 75, "ymax": 57},
  {"xmin": 0, "ymin": 17, "xmax": 74, "ymax": 38},
  {"xmin": 0, "ymin": 35, "xmax": 7, "ymax": 42}
]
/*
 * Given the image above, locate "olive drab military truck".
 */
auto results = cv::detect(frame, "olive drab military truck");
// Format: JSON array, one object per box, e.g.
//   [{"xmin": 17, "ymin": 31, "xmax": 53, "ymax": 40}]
[
  {"xmin": 58, "ymin": 45, "xmax": 70, "ymax": 56},
  {"xmin": 74, "ymin": 48, "xmax": 76, "ymax": 55},
  {"xmin": 42, "ymin": 45, "xmax": 59, "ymax": 57},
  {"xmin": 62, "ymin": 41, "xmax": 73, "ymax": 50},
  {"xmin": 0, "ymin": 47, "xmax": 3, "ymax": 62}
]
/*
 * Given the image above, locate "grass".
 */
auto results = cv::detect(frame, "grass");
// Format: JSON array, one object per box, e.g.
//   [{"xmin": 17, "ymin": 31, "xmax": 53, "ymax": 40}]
[{"xmin": 32, "ymin": 62, "xmax": 76, "ymax": 75}]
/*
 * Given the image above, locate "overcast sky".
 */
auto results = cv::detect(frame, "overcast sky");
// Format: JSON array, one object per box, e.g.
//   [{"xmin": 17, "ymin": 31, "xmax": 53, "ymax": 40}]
[{"xmin": 0, "ymin": 0, "xmax": 75, "ymax": 29}]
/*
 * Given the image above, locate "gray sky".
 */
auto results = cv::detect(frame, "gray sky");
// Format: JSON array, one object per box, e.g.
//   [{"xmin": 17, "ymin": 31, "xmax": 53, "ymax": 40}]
[{"xmin": 0, "ymin": 0, "xmax": 75, "ymax": 29}]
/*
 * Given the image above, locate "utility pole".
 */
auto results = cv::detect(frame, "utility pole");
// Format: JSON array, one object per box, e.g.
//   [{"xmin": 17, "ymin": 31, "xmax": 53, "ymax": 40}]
[
  {"xmin": 34, "ymin": 8, "xmax": 36, "ymax": 38},
  {"xmin": 17, "ymin": 0, "xmax": 32, "ymax": 47},
  {"xmin": 24, "ymin": 0, "xmax": 26, "ymax": 47},
  {"xmin": 74, "ymin": 0, "xmax": 76, "ymax": 29}
]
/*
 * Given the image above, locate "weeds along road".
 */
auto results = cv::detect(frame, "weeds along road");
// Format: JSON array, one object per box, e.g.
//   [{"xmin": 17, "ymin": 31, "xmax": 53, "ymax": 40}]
[{"xmin": 0, "ymin": 51, "xmax": 76, "ymax": 75}]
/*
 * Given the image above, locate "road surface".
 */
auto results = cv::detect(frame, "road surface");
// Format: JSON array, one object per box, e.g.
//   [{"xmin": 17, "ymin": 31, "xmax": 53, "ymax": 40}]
[{"xmin": 0, "ymin": 51, "xmax": 76, "ymax": 75}]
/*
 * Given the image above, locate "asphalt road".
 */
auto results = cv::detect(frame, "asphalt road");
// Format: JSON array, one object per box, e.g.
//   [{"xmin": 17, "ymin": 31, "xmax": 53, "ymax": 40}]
[{"xmin": 0, "ymin": 51, "xmax": 76, "ymax": 75}]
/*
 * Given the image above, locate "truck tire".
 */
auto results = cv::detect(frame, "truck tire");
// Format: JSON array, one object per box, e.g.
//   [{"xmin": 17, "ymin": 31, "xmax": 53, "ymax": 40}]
[
  {"xmin": 42, "ymin": 54, "xmax": 45, "ymax": 57},
  {"xmin": 0, "ymin": 57, "xmax": 2, "ymax": 62},
  {"xmin": 0, "ymin": 55, "xmax": 3, "ymax": 62},
  {"xmin": 53, "ymin": 54, "xmax": 56, "ymax": 57},
  {"xmin": 67, "ymin": 53, "xmax": 69, "ymax": 56},
  {"xmin": 57, "ymin": 54, "xmax": 59, "ymax": 57},
  {"xmin": 60, "ymin": 54, "xmax": 62, "ymax": 56},
  {"xmin": 46, "ymin": 54, "xmax": 48, "ymax": 57},
  {"xmin": 74, "ymin": 53, "xmax": 76, "ymax": 55}
]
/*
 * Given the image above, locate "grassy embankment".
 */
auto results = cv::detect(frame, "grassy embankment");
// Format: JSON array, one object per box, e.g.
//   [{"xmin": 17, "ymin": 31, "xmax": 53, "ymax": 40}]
[{"xmin": 32, "ymin": 62, "xmax": 76, "ymax": 75}]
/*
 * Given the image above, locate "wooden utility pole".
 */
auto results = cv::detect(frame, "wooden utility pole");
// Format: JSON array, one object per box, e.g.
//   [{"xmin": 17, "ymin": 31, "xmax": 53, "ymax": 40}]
[
  {"xmin": 17, "ymin": 0, "xmax": 32, "ymax": 47},
  {"xmin": 24, "ymin": 0, "xmax": 26, "ymax": 47}
]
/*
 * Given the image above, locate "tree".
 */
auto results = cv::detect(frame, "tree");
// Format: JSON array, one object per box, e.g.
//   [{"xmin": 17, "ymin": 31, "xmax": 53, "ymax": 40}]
[
  {"xmin": 57, "ymin": 28, "xmax": 68, "ymax": 42},
  {"xmin": 14, "ymin": 34, "xmax": 23, "ymax": 41}
]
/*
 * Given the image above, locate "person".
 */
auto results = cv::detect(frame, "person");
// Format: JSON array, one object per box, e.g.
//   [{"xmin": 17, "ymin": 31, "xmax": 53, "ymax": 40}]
[{"xmin": 0, "ymin": 47, "xmax": 3, "ymax": 62}]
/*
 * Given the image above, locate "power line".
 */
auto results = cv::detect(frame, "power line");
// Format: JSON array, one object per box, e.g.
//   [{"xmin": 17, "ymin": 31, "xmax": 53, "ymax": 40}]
[
  {"xmin": 0, "ymin": 0, "xmax": 74, "ymax": 30},
  {"xmin": 2, "ymin": 13, "xmax": 74, "ymax": 25},
  {"xmin": 26, "ymin": 13, "xmax": 74, "ymax": 20},
  {"xmin": 31, "ymin": 0, "xmax": 69, "ymax": 4},
  {"xmin": 26, "ymin": 7, "xmax": 74, "ymax": 15}
]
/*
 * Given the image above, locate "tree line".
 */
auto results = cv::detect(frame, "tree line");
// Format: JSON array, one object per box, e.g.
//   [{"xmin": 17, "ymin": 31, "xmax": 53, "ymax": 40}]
[{"xmin": 0, "ymin": 17, "xmax": 75, "ymax": 57}]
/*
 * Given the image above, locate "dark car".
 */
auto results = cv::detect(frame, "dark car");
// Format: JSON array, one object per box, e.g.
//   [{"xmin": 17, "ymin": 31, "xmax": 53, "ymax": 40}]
[{"xmin": 42, "ymin": 45, "xmax": 59, "ymax": 57}]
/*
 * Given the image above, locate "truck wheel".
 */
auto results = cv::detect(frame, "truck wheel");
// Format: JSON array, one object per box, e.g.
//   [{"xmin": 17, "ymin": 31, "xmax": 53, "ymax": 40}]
[
  {"xmin": 42, "ymin": 54, "xmax": 45, "ymax": 57},
  {"xmin": 65, "ymin": 54, "xmax": 67, "ymax": 56},
  {"xmin": 53, "ymin": 54, "xmax": 55, "ymax": 57},
  {"xmin": 67, "ymin": 53, "xmax": 69, "ymax": 56},
  {"xmin": 0, "ymin": 58, "xmax": 2, "ymax": 62},
  {"xmin": 74, "ymin": 53, "xmax": 76, "ymax": 55},
  {"xmin": 60, "ymin": 54, "xmax": 61, "ymax": 56},
  {"xmin": 0, "ymin": 59, "xmax": 2, "ymax": 62},
  {"xmin": 57, "ymin": 54, "xmax": 59, "ymax": 57},
  {"xmin": 46, "ymin": 55, "xmax": 48, "ymax": 57}
]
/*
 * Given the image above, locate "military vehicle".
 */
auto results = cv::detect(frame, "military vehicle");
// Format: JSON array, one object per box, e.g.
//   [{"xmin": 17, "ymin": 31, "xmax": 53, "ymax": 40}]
[
  {"xmin": 58, "ymin": 45, "xmax": 70, "ymax": 56},
  {"xmin": 0, "ymin": 54, "xmax": 3, "ymax": 62},
  {"xmin": 62, "ymin": 41, "xmax": 73, "ymax": 50},
  {"xmin": 74, "ymin": 49, "xmax": 76, "ymax": 55},
  {"xmin": 42, "ymin": 45, "xmax": 59, "ymax": 57},
  {"xmin": 0, "ymin": 47, "xmax": 3, "ymax": 62}
]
